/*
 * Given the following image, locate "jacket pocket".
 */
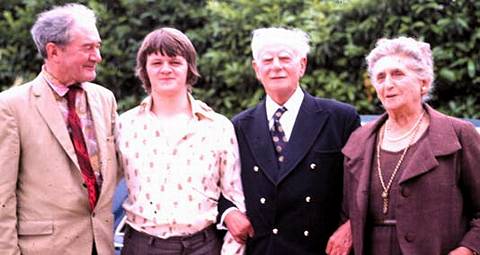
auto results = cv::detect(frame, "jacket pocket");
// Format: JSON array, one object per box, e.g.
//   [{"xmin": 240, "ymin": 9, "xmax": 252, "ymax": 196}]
[{"xmin": 18, "ymin": 220, "xmax": 54, "ymax": 236}]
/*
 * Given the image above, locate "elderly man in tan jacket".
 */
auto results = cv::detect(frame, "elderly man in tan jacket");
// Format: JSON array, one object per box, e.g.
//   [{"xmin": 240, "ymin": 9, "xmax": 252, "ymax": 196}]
[{"xmin": 0, "ymin": 3, "xmax": 118, "ymax": 255}]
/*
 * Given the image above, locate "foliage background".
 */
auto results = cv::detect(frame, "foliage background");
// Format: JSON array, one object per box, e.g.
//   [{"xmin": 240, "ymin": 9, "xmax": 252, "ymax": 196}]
[{"xmin": 1, "ymin": 0, "xmax": 479, "ymax": 118}]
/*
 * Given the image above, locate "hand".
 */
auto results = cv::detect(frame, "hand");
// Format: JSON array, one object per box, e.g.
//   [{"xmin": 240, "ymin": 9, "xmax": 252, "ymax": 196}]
[
  {"xmin": 449, "ymin": 246, "xmax": 475, "ymax": 255},
  {"xmin": 325, "ymin": 220, "xmax": 352, "ymax": 255},
  {"xmin": 224, "ymin": 210, "xmax": 254, "ymax": 244}
]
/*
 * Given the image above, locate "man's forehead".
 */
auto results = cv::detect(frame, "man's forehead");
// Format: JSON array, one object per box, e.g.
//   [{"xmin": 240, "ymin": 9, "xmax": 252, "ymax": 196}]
[{"xmin": 257, "ymin": 44, "xmax": 297, "ymax": 57}]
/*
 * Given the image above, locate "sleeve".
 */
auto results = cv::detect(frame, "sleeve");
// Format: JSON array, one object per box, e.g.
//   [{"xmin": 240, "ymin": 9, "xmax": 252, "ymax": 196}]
[
  {"xmin": 458, "ymin": 122, "xmax": 480, "ymax": 253},
  {"xmin": 0, "ymin": 96, "xmax": 21, "ymax": 254},
  {"xmin": 217, "ymin": 120, "xmax": 246, "ymax": 253},
  {"xmin": 218, "ymin": 120, "xmax": 245, "ymax": 212},
  {"xmin": 340, "ymin": 108, "xmax": 360, "ymax": 222},
  {"xmin": 110, "ymin": 94, "xmax": 124, "ymax": 182}
]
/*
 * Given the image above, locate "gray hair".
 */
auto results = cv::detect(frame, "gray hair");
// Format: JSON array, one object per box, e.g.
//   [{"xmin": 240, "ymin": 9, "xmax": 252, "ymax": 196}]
[
  {"xmin": 30, "ymin": 3, "xmax": 97, "ymax": 58},
  {"xmin": 366, "ymin": 37, "xmax": 434, "ymax": 100},
  {"xmin": 251, "ymin": 27, "xmax": 310, "ymax": 60}
]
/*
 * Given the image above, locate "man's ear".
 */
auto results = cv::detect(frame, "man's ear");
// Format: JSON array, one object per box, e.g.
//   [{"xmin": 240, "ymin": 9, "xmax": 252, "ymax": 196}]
[
  {"xmin": 45, "ymin": 42, "xmax": 60, "ymax": 60},
  {"xmin": 252, "ymin": 59, "xmax": 261, "ymax": 81},
  {"xmin": 299, "ymin": 57, "xmax": 307, "ymax": 77}
]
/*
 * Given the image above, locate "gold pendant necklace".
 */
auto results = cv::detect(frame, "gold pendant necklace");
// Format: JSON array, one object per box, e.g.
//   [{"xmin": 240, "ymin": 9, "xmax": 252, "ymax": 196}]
[{"xmin": 376, "ymin": 111, "xmax": 424, "ymax": 214}]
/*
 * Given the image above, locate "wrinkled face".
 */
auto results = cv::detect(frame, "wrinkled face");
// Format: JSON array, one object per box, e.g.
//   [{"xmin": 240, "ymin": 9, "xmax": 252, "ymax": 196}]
[
  {"xmin": 371, "ymin": 54, "xmax": 428, "ymax": 112},
  {"xmin": 55, "ymin": 23, "xmax": 102, "ymax": 84},
  {"xmin": 252, "ymin": 44, "xmax": 306, "ymax": 104},
  {"xmin": 146, "ymin": 52, "xmax": 188, "ymax": 97}
]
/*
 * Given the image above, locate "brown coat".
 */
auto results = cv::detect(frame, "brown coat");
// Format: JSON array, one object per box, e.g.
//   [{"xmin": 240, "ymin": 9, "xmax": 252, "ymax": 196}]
[
  {"xmin": 342, "ymin": 105, "xmax": 480, "ymax": 255},
  {"xmin": 0, "ymin": 75, "xmax": 119, "ymax": 255}
]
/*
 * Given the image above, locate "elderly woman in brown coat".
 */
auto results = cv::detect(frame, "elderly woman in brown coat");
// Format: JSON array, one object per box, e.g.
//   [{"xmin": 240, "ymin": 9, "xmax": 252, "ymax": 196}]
[{"xmin": 326, "ymin": 37, "xmax": 480, "ymax": 255}]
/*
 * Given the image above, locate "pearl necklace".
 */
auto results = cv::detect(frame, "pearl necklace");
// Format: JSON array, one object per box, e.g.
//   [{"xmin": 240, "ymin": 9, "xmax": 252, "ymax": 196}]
[{"xmin": 384, "ymin": 110, "xmax": 425, "ymax": 142}]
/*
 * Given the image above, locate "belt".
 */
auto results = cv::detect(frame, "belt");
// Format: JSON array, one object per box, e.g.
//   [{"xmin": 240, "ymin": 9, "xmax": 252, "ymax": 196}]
[
  {"xmin": 125, "ymin": 224, "xmax": 218, "ymax": 245},
  {"xmin": 372, "ymin": 219, "xmax": 397, "ymax": 226}
]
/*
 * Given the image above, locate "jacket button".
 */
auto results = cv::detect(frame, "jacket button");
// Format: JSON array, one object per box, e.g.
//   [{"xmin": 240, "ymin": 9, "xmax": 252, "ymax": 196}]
[
  {"xmin": 310, "ymin": 163, "xmax": 316, "ymax": 170},
  {"xmin": 253, "ymin": 166, "xmax": 259, "ymax": 172},
  {"xmin": 260, "ymin": 197, "xmax": 266, "ymax": 204},
  {"xmin": 272, "ymin": 228, "xmax": 278, "ymax": 234},
  {"xmin": 401, "ymin": 187, "xmax": 410, "ymax": 197},
  {"xmin": 405, "ymin": 232, "xmax": 415, "ymax": 242},
  {"xmin": 304, "ymin": 230, "xmax": 309, "ymax": 236},
  {"xmin": 305, "ymin": 196, "xmax": 311, "ymax": 203}
]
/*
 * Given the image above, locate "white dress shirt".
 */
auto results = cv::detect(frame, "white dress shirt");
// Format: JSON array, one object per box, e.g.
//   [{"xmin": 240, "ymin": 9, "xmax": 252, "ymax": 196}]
[{"xmin": 265, "ymin": 85, "xmax": 304, "ymax": 141}]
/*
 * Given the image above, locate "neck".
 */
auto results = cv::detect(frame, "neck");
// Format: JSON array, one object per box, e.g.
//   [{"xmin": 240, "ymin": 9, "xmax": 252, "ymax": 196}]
[
  {"xmin": 386, "ymin": 105, "xmax": 424, "ymax": 130},
  {"xmin": 44, "ymin": 62, "xmax": 74, "ymax": 86},
  {"xmin": 150, "ymin": 91, "xmax": 192, "ymax": 118}
]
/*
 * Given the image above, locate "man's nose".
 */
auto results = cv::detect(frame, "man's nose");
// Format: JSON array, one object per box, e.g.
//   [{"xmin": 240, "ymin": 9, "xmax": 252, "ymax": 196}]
[
  {"xmin": 91, "ymin": 48, "xmax": 102, "ymax": 63},
  {"xmin": 272, "ymin": 57, "xmax": 282, "ymax": 69}
]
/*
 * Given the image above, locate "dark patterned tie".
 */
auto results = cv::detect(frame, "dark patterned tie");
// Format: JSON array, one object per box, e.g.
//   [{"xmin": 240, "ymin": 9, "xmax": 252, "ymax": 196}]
[
  {"xmin": 271, "ymin": 107, "xmax": 288, "ymax": 165},
  {"xmin": 65, "ymin": 85, "xmax": 98, "ymax": 211}
]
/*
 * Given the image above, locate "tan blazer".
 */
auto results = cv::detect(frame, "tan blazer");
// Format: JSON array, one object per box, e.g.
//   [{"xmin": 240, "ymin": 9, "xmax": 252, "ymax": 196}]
[
  {"xmin": 342, "ymin": 105, "xmax": 480, "ymax": 254},
  {"xmin": 0, "ymin": 75, "xmax": 118, "ymax": 255}
]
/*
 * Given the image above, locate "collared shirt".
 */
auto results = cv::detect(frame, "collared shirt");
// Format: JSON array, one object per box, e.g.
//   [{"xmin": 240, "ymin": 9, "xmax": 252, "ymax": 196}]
[
  {"xmin": 265, "ymin": 85, "xmax": 304, "ymax": 141},
  {"xmin": 116, "ymin": 94, "xmax": 245, "ymax": 239},
  {"xmin": 41, "ymin": 67, "xmax": 102, "ymax": 187}
]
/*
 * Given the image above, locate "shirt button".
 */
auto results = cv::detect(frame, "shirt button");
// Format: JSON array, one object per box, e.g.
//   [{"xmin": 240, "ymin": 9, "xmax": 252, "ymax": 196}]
[
  {"xmin": 260, "ymin": 197, "xmax": 266, "ymax": 204},
  {"xmin": 304, "ymin": 230, "xmax": 309, "ymax": 236},
  {"xmin": 253, "ymin": 166, "xmax": 259, "ymax": 172},
  {"xmin": 310, "ymin": 163, "xmax": 316, "ymax": 170},
  {"xmin": 305, "ymin": 196, "xmax": 311, "ymax": 203},
  {"xmin": 272, "ymin": 228, "xmax": 278, "ymax": 234}
]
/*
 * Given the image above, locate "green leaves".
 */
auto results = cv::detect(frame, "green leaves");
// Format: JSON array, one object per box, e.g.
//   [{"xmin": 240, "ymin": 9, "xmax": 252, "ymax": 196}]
[{"xmin": 0, "ymin": 0, "xmax": 478, "ymax": 118}]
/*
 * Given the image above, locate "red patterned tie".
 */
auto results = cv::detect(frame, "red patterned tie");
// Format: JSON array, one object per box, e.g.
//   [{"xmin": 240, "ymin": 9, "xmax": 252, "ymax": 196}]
[{"xmin": 65, "ymin": 85, "xmax": 98, "ymax": 211}]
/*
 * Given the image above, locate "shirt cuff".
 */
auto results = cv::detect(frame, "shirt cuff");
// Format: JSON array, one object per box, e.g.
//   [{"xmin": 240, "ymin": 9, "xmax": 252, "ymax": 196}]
[{"xmin": 216, "ymin": 207, "xmax": 240, "ymax": 230}]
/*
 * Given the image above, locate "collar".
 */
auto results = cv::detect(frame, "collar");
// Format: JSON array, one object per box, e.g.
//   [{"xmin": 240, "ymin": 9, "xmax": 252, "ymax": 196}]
[
  {"xmin": 266, "ymin": 85, "xmax": 304, "ymax": 120},
  {"xmin": 138, "ymin": 93, "xmax": 215, "ymax": 121},
  {"xmin": 343, "ymin": 104, "xmax": 461, "ymax": 159}
]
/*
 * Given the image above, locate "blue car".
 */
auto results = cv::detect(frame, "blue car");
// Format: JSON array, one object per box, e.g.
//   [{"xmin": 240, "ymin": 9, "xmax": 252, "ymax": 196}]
[{"xmin": 112, "ymin": 178, "xmax": 127, "ymax": 254}]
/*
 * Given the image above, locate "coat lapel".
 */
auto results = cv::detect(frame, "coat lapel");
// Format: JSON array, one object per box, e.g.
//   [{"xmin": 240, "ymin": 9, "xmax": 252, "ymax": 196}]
[
  {"xmin": 277, "ymin": 93, "xmax": 328, "ymax": 183},
  {"xmin": 83, "ymin": 84, "xmax": 109, "ymax": 195},
  {"xmin": 343, "ymin": 114, "xmax": 385, "ymax": 238},
  {"xmin": 32, "ymin": 76, "xmax": 80, "ymax": 170},
  {"xmin": 239, "ymin": 102, "xmax": 279, "ymax": 183},
  {"xmin": 399, "ymin": 105, "xmax": 461, "ymax": 184}
]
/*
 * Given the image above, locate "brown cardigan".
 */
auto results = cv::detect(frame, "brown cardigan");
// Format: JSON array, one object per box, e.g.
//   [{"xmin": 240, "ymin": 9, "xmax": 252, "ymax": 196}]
[{"xmin": 342, "ymin": 105, "xmax": 480, "ymax": 255}]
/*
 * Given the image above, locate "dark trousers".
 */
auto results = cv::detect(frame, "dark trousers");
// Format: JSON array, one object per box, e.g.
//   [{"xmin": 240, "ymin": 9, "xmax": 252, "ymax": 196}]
[{"xmin": 121, "ymin": 224, "xmax": 222, "ymax": 255}]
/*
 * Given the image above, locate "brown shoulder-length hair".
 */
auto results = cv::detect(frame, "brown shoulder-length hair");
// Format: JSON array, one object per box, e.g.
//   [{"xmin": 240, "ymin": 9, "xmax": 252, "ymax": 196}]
[{"xmin": 135, "ymin": 27, "xmax": 200, "ymax": 94}]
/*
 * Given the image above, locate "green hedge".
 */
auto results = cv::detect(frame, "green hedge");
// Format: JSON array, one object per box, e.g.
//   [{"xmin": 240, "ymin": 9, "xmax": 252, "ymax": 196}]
[{"xmin": 1, "ymin": 0, "xmax": 479, "ymax": 118}]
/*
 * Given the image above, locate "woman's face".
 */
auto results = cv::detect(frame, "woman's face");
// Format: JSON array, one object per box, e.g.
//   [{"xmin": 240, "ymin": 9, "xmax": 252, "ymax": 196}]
[
  {"xmin": 371, "ymin": 54, "xmax": 427, "ymax": 112},
  {"xmin": 146, "ymin": 52, "xmax": 189, "ymax": 97}
]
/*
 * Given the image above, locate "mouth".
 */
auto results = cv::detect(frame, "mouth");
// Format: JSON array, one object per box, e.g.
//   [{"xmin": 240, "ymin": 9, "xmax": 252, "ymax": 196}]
[
  {"xmin": 270, "ymin": 76, "xmax": 287, "ymax": 80},
  {"xmin": 159, "ymin": 77, "xmax": 175, "ymax": 81}
]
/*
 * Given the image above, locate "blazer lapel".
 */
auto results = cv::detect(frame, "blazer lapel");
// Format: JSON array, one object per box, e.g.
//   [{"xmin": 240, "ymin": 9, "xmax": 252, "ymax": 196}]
[
  {"xmin": 32, "ymin": 77, "xmax": 80, "ymax": 170},
  {"xmin": 277, "ymin": 93, "xmax": 328, "ymax": 183},
  {"xmin": 83, "ymin": 84, "xmax": 109, "ymax": 195},
  {"xmin": 239, "ymin": 102, "xmax": 279, "ymax": 183}
]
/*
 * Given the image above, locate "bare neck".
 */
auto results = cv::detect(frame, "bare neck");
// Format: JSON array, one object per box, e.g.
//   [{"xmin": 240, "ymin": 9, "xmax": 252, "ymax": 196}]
[
  {"xmin": 150, "ymin": 92, "xmax": 192, "ymax": 119},
  {"xmin": 386, "ymin": 105, "xmax": 424, "ymax": 130}
]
